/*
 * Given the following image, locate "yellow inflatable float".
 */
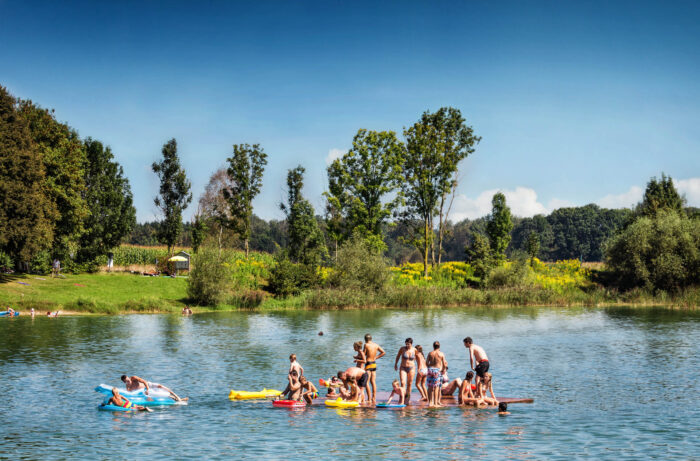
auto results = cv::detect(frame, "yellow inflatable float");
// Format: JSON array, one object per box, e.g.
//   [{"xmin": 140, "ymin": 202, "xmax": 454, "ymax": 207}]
[
  {"xmin": 228, "ymin": 389, "xmax": 282, "ymax": 400},
  {"xmin": 324, "ymin": 398, "xmax": 359, "ymax": 408}
]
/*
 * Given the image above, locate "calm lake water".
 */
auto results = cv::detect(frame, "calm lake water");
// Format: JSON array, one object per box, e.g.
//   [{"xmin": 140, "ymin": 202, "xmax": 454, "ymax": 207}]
[{"xmin": 1, "ymin": 307, "xmax": 698, "ymax": 459}]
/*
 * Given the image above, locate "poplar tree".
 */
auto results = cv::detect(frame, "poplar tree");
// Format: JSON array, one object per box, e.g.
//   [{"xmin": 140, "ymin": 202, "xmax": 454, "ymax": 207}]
[
  {"xmin": 282, "ymin": 166, "xmax": 328, "ymax": 265},
  {"xmin": 222, "ymin": 143, "xmax": 267, "ymax": 258},
  {"xmin": 152, "ymin": 138, "xmax": 192, "ymax": 256},
  {"xmin": 486, "ymin": 192, "xmax": 513, "ymax": 262}
]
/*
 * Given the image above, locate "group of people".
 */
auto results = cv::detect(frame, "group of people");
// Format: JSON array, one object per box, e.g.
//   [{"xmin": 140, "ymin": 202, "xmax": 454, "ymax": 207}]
[
  {"xmin": 105, "ymin": 374, "xmax": 187, "ymax": 411},
  {"xmin": 277, "ymin": 334, "xmax": 508, "ymax": 412},
  {"xmin": 2, "ymin": 307, "xmax": 59, "ymax": 317}
]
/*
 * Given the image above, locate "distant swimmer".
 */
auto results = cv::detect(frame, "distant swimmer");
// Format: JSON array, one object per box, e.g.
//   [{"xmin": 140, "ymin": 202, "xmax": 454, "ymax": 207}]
[
  {"xmin": 362, "ymin": 334, "xmax": 385, "ymax": 403},
  {"xmin": 107, "ymin": 388, "xmax": 151, "ymax": 412},
  {"xmin": 498, "ymin": 402, "xmax": 510, "ymax": 415},
  {"xmin": 394, "ymin": 338, "xmax": 417, "ymax": 404},
  {"xmin": 120, "ymin": 375, "xmax": 186, "ymax": 402},
  {"xmin": 288, "ymin": 353, "xmax": 304, "ymax": 377},
  {"xmin": 463, "ymin": 337, "xmax": 489, "ymax": 388}
]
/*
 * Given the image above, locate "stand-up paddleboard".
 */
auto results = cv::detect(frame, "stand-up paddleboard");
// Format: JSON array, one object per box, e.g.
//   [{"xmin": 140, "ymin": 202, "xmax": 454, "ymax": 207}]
[
  {"xmin": 376, "ymin": 403, "xmax": 406, "ymax": 409},
  {"xmin": 272, "ymin": 400, "xmax": 306, "ymax": 408},
  {"xmin": 229, "ymin": 389, "xmax": 282, "ymax": 400},
  {"xmin": 95, "ymin": 384, "xmax": 171, "ymax": 399},
  {"xmin": 0, "ymin": 311, "xmax": 19, "ymax": 317},
  {"xmin": 324, "ymin": 398, "xmax": 359, "ymax": 409}
]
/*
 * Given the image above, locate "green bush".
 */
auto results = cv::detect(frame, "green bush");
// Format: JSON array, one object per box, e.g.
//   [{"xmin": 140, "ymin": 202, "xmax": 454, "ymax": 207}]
[
  {"xmin": 0, "ymin": 250, "xmax": 12, "ymax": 271},
  {"xmin": 267, "ymin": 255, "xmax": 312, "ymax": 298},
  {"xmin": 327, "ymin": 234, "xmax": 389, "ymax": 291},
  {"xmin": 486, "ymin": 256, "xmax": 533, "ymax": 289},
  {"xmin": 605, "ymin": 211, "xmax": 700, "ymax": 292},
  {"xmin": 187, "ymin": 246, "xmax": 230, "ymax": 305},
  {"xmin": 29, "ymin": 250, "xmax": 52, "ymax": 275}
]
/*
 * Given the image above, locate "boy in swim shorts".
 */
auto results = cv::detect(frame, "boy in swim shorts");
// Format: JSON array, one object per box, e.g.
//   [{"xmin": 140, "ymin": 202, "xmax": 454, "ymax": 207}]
[
  {"xmin": 107, "ymin": 388, "xmax": 150, "ymax": 412},
  {"xmin": 299, "ymin": 376, "xmax": 319, "ymax": 404}
]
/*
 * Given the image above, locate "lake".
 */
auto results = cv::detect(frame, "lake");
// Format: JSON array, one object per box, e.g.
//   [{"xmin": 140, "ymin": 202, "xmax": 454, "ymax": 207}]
[{"xmin": 1, "ymin": 307, "xmax": 698, "ymax": 459}]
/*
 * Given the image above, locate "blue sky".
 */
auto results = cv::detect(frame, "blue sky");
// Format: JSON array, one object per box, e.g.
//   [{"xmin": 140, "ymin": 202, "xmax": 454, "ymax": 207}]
[{"xmin": 2, "ymin": 0, "xmax": 699, "ymax": 222}]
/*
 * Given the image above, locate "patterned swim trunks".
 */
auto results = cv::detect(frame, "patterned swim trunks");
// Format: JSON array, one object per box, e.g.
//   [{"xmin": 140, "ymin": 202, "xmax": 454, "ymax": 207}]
[{"xmin": 426, "ymin": 367, "xmax": 442, "ymax": 388}]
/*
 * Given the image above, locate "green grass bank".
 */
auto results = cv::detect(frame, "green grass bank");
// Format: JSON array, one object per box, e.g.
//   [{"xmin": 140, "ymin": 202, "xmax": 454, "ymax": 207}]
[{"xmin": 1, "ymin": 272, "xmax": 697, "ymax": 314}]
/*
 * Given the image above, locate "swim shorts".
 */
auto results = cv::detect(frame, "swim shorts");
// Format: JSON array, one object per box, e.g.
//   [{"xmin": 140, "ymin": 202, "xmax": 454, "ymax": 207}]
[
  {"xmin": 357, "ymin": 372, "xmax": 369, "ymax": 388},
  {"xmin": 427, "ymin": 368, "xmax": 442, "ymax": 388},
  {"xmin": 365, "ymin": 361, "xmax": 377, "ymax": 371},
  {"xmin": 475, "ymin": 360, "xmax": 489, "ymax": 378}
]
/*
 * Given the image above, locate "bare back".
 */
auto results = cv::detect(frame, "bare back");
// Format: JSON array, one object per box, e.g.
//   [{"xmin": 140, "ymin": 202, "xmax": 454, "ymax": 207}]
[
  {"xmin": 471, "ymin": 344, "xmax": 488, "ymax": 363},
  {"xmin": 364, "ymin": 341, "xmax": 384, "ymax": 362},
  {"xmin": 426, "ymin": 350, "xmax": 446, "ymax": 370}
]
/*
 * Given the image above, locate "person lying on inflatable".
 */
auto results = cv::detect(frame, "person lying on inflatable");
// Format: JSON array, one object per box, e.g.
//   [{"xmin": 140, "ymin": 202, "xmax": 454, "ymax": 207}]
[
  {"xmin": 108, "ymin": 388, "xmax": 150, "ymax": 412},
  {"xmin": 121, "ymin": 375, "xmax": 187, "ymax": 402}
]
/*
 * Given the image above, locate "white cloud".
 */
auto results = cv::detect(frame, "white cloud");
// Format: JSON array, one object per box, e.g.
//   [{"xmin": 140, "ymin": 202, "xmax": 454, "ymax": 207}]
[
  {"xmin": 597, "ymin": 186, "xmax": 643, "ymax": 209},
  {"xmin": 325, "ymin": 148, "xmax": 345, "ymax": 165},
  {"xmin": 547, "ymin": 198, "xmax": 575, "ymax": 210},
  {"xmin": 675, "ymin": 177, "xmax": 700, "ymax": 207},
  {"xmin": 451, "ymin": 187, "xmax": 550, "ymax": 221}
]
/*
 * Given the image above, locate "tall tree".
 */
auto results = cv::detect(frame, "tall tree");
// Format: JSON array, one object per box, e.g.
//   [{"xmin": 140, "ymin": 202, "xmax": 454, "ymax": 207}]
[
  {"xmin": 418, "ymin": 108, "xmax": 480, "ymax": 266},
  {"xmin": 486, "ymin": 192, "xmax": 513, "ymax": 262},
  {"xmin": 0, "ymin": 86, "xmax": 57, "ymax": 264},
  {"xmin": 198, "ymin": 168, "xmax": 237, "ymax": 252},
  {"xmin": 526, "ymin": 231, "xmax": 540, "ymax": 266},
  {"xmin": 222, "ymin": 143, "xmax": 267, "ymax": 258},
  {"xmin": 324, "ymin": 129, "xmax": 404, "ymax": 244},
  {"xmin": 18, "ymin": 100, "xmax": 88, "ymax": 259},
  {"xmin": 637, "ymin": 173, "xmax": 684, "ymax": 218},
  {"xmin": 281, "ymin": 166, "xmax": 328, "ymax": 265},
  {"xmin": 152, "ymin": 138, "xmax": 192, "ymax": 256},
  {"xmin": 77, "ymin": 138, "xmax": 136, "ymax": 262}
]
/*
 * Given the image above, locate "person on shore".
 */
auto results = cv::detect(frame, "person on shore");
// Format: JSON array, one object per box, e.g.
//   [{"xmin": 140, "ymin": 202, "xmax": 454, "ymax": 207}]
[
  {"xmin": 181, "ymin": 306, "xmax": 192, "ymax": 315},
  {"xmin": 362, "ymin": 334, "xmax": 385, "ymax": 403},
  {"xmin": 30, "ymin": 308, "xmax": 35, "ymax": 317},
  {"xmin": 339, "ymin": 367, "xmax": 368, "ymax": 403},
  {"xmin": 426, "ymin": 341, "xmax": 447, "ymax": 407},
  {"xmin": 463, "ymin": 337, "xmax": 489, "ymax": 388},
  {"xmin": 352, "ymin": 341, "xmax": 366, "ymax": 369},
  {"xmin": 120, "ymin": 375, "xmax": 186, "ymax": 401},
  {"xmin": 278, "ymin": 370, "xmax": 302, "ymax": 401},
  {"xmin": 394, "ymin": 337, "xmax": 417, "ymax": 405},
  {"xmin": 440, "ymin": 367, "xmax": 463, "ymax": 400},
  {"xmin": 298, "ymin": 376, "xmax": 319, "ymax": 404},
  {"xmin": 385, "ymin": 379, "xmax": 405, "ymax": 405},
  {"xmin": 289, "ymin": 354, "xmax": 304, "ymax": 377},
  {"xmin": 415, "ymin": 345, "xmax": 428, "ymax": 401},
  {"xmin": 107, "ymin": 388, "xmax": 150, "ymax": 412},
  {"xmin": 6, "ymin": 307, "xmax": 15, "ymax": 316},
  {"xmin": 51, "ymin": 259, "xmax": 60, "ymax": 278}
]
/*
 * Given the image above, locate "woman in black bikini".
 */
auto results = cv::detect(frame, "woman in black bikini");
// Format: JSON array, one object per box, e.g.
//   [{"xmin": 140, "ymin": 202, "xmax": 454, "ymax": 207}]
[{"xmin": 394, "ymin": 337, "xmax": 417, "ymax": 404}]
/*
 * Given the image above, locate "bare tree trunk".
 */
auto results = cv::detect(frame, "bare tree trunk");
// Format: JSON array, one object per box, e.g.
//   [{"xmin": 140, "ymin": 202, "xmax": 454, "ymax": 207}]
[
  {"xmin": 218, "ymin": 225, "xmax": 222, "ymax": 256},
  {"xmin": 437, "ymin": 178, "xmax": 458, "ymax": 267},
  {"xmin": 423, "ymin": 217, "xmax": 430, "ymax": 278},
  {"xmin": 334, "ymin": 240, "xmax": 338, "ymax": 263},
  {"xmin": 245, "ymin": 238, "xmax": 249, "ymax": 259}
]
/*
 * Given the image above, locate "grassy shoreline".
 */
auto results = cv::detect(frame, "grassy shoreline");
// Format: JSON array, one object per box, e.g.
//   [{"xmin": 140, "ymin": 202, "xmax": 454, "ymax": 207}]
[{"xmin": 1, "ymin": 272, "xmax": 697, "ymax": 315}]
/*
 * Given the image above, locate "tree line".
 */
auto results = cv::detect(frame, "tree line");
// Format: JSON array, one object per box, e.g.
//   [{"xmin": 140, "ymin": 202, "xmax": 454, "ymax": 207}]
[{"xmin": 0, "ymin": 86, "xmax": 135, "ymax": 272}]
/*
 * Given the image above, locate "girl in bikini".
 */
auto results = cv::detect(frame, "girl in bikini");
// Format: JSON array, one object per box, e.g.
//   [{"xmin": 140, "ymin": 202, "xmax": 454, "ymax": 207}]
[
  {"xmin": 393, "ymin": 337, "xmax": 417, "ymax": 405},
  {"xmin": 415, "ymin": 345, "xmax": 428, "ymax": 401},
  {"xmin": 352, "ymin": 341, "xmax": 366, "ymax": 369}
]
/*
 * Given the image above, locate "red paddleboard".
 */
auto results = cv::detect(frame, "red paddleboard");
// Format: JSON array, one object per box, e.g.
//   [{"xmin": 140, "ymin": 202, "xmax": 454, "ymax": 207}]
[{"xmin": 272, "ymin": 400, "xmax": 306, "ymax": 408}]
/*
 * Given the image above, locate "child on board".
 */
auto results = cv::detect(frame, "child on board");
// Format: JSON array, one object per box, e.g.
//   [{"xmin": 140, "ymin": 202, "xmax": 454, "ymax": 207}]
[
  {"xmin": 385, "ymin": 379, "xmax": 405, "ymax": 405},
  {"xmin": 299, "ymin": 376, "xmax": 319, "ymax": 404},
  {"xmin": 353, "ymin": 341, "xmax": 366, "ymax": 369},
  {"xmin": 477, "ymin": 372, "xmax": 499, "ymax": 406},
  {"xmin": 289, "ymin": 354, "xmax": 304, "ymax": 377}
]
